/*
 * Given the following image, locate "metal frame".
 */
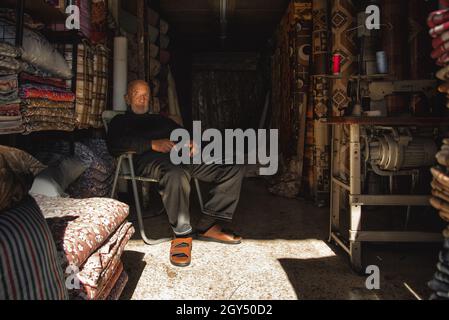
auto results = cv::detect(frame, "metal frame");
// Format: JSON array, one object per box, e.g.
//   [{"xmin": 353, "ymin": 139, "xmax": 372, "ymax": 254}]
[{"xmin": 329, "ymin": 123, "xmax": 443, "ymax": 273}]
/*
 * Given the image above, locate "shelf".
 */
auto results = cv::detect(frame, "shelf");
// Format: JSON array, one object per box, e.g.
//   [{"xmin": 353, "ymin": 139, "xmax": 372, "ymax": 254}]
[
  {"xmin": 322, "ymin": 116, "xmax": 449, "ymax": 126},
  {"xmin": 3, "ymin": 0, "xmax": 66, "ymax": 24},
  {"xmin": 349, "ymin": 74, "xmax": 394, "ymax": 80},
  {"xmin": 41, "ymin": 30, "xmax": 86, "ymax": 44}
]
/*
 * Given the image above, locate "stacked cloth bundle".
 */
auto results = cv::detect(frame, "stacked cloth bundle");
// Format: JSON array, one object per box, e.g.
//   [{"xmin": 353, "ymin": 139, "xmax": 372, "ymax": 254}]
[
  {"xmin": 19, "ymin": 73, "xmax": 76, "ymax": 134},
  {"xmin": 0, "ymin": 43, "xmax": 24, "ymax": 134},
  {"xmin": 58, "ymin": 42, "xmax": 109, "ymax": 129},
  {"xmin": 429, "ymin": 139, "xmax": 449, "ymax": 300},
  {"xmin": 34, "ymin": 139, "xmax": 116, "ymax": 199},
  {"xmin": 430, "ymin": 0, "xmax": 449, "ymax": 102},
  {"xmin": 32, "ymin": 194, "xmax": 134, "ymax": 300},
  {"xmin": 0, "ymin": 16, "xmax": 75, "ymax": 134},
  {"xmin": 428, "ymin": 0, "xmax": 449, "ymax": 300}
]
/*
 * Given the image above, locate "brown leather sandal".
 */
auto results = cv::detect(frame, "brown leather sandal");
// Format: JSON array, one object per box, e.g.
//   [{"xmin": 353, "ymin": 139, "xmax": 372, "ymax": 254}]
[
  {"xmin": 197, "ymin": 224, "xmax": 242, "ymax": 245},
  {"xmin": 170, "ymin": 238, "xmax": 192, "ymax": 267}
]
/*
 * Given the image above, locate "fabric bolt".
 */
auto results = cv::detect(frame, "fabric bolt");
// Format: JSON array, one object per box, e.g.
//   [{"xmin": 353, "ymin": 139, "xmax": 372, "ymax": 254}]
[
  {"xmin": 32, "ymin": 194, "xmax": 129, "ymax": 270},
  {"xmin": 0, "ymin": 196, "xmax": 69, "ymax": 300},
  {"xmin": 331, "ymin": 0, "xmax": 357, "ymax": 116}
]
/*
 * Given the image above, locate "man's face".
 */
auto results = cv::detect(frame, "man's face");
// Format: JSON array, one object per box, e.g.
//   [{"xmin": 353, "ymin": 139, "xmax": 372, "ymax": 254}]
[{"xmin": 127, "ymin": 83, "xmax": 151, "ymax": 115}]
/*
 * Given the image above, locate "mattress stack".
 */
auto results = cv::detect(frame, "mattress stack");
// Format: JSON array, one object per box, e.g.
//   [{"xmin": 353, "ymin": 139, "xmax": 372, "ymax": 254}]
[
  {"xmin": 0, "ymin": 43, "xmax": 24, "ymax": 134},
  {"xmin": 428, "ymin": 0, "xmax": 449, "ymax": 300},
  {"xmin": 33, "ymin": 194, "xmax": 134, "ymax": 300}
]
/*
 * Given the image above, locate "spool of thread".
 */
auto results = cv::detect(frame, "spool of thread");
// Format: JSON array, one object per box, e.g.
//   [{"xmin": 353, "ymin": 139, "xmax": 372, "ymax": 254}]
[
  {"xmin": 332, "ymin": 54, "xmax": 341, "ymax": 75},
  {"xmin": 376, "ymin": 51, "xmax": 388, "ymax": 74}
]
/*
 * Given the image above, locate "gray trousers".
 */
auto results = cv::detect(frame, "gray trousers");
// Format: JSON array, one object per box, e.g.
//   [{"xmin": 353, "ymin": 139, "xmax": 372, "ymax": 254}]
[{"xmin": 140, "ymin": 156, "xmax": 246, "ymax": 236}]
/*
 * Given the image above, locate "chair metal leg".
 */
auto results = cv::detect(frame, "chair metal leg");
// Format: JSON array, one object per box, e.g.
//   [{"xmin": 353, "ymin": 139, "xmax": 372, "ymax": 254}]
[
  {"xmin": 194, "ymin": 178, "xmax": 205, "ymax": 214},
  {"xmin": 111, "ymin": 155, "xmax": 124, "ymax": 198},
  {"xmin": 127, "ymin": 155, "xmax": 171, "ymax": 245}
]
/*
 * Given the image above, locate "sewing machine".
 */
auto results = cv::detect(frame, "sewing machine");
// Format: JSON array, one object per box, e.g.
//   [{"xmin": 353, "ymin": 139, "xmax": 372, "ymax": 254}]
[{"xmin": 358, "ymin": 79, "xmax": 438, "ymax": 116}]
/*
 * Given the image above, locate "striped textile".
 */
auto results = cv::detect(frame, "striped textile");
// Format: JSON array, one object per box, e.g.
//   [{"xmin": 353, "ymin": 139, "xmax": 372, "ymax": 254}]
[{"xmin": 0, "ymin": 196, "xmax": 68, "ymax": 300}]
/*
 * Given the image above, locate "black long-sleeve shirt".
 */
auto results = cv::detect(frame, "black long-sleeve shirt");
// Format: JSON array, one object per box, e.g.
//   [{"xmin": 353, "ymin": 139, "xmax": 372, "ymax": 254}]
[{"xmin": 107, "ymin": 112, "xmax": 183, "ymax": 173}]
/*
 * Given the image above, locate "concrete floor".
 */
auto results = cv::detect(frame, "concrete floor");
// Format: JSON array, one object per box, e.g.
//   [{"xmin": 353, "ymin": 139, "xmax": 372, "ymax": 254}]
[{"xmin": 120, "ymin": 178, "xmax": 441, "ymax": 300}]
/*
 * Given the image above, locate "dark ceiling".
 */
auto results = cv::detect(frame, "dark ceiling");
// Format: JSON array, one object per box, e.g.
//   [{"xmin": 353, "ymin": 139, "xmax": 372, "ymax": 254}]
[{"xmin": 158, "ymin": 0, "xmax": 289, "ymax": 51}]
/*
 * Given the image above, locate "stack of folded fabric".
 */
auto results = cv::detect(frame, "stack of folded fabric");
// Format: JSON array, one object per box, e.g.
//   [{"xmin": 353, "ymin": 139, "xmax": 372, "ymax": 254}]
[
  {"xmin": 58, "ymin": 42, "xmax": 108, "ymax": 129},
  {"xmin": 428, "ymin": 0, "xmax": 449, "ymax": 300},
  {"xmin": 0, "ymin": 43, "xmax": 24, "ymax": 134},
  {"xmin": 430, "ymin": 1, "xmax": 449, "ymax": 100},
  {"xmin": 19, "ymin": 74, "xmax": 76, "ymax": 134},
  {"xmin": 429, "ymin": 139, "xmax": 449, "ymax": 300},
  {"xmin": 32, "ymin": 194, "xmax": 134, "ymax": 300}
]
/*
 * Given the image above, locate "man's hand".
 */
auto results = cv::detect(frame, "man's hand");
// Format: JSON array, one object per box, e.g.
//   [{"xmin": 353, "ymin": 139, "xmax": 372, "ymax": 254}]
[
  {"xmin": 188, "ymin": 140, "xmax": 199, "ymax": 157},
  {"xmin": 151, "ymin": 139, "xmax": 176, "ymax": 153}
]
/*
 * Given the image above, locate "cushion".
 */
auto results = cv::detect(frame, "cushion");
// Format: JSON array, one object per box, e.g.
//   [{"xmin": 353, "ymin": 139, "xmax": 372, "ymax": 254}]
[
  {"xmin": 30, "ymin": 157, "xmax": 89, "ymax": 197},
  {"xmin": 0, "ymin": 145, "xmax": 46, "ymax": 211},
  {"xmin": 0, "ymin": 18, "xmax": 72, "ymax": 79},
  {"xmin": 32, "ymin": 194, "xmax": 130, "ymax": 270},
  {"xmin": 0, "ymin": 196, "xmax": 69, "ymax": 300}
]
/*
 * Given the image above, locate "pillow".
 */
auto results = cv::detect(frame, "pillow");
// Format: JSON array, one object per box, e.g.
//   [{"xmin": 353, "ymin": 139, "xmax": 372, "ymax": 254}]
[
  {"xmin": 0, "ymin": 196, "xmax": 69, "ymax": 300},
  {"xmin": 0, "ymin": 18, "xmax": 72, "ymax": 79},
  {"xmin": 30, "ymin": 157, "xmax": 89, "ymax": 197},
  {"xmin": 0, "ymin": 145, "xmax": 46, "ymax": 175},
  {"xmin": 0, "ymin": 145, "xmax": 46, "ymax": 211}
]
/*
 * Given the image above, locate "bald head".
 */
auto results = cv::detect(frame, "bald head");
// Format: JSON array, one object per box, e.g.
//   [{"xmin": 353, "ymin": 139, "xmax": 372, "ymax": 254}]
[{"xmin": 125, "ymin": 80, "xmax": 151, "ymax": 114}]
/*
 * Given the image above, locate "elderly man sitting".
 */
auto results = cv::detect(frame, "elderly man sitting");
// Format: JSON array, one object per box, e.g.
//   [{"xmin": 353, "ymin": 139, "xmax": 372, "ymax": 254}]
[{"xmin": 107, "ymin": 80, "xmax": 245, "ymax": 267}]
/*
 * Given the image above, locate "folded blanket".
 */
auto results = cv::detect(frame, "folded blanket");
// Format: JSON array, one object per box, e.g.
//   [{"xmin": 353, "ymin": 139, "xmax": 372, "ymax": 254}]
[
  {"xmin": 430, "ymin": 21, "xmax": 449, "ymax": 38},
  {"xmin": 437, "ymin": 65, "xmax": 449, "ymax": 81},
  {"xmin": 68, "ymin": 222, "xmax": 134, "ymax": 300},
  {"xmin": 0, "ymin": 74, "xmax": 18, "ymax": 91},
  {"xmin": 0, "ymin": 42, "xmax": 22, "ymax": 58},
  {"xmin": 432, "ymin": 41, "xmax": 449, "ymax": 59},
  {"xmin": 428, "ymin": 9, "xmax": 449, "ymax": 29},
  {"xmin": 0, "ymin": 115, "xmax": 21, "ymax": 121},
  {"xmin": 75, "ymin": 223, "xmax": 134, "ymax": 298},
  {"xmin": 20, "ymin": 73, "xmax": 68, "ymax": 89},
  {"xmin": 0, "ymin": 125, "xmax": 23, "ymax": 134},
  {"xmin": 22, "ymin": 107, "xmax": 74, "ymax": 118},
  {"xmin": 24, "ymin": 121, "xmax": 75, "ymax": 134},
  {"xmin": 102, "ymin": 267, "xmax": 127, "ymax": 300},
  {"xmin": 23, "ymin": 115, "xmax": 75, "ymax": 124},
  {"xmin": 22, "ymin": 99, "xmax": 74, "ymax": 109},
  {"xmin": 0, "ymin": 56, "xmax": 21, "ymax": 73},
  {"xmin": 0, "ymin": 119, "xmax": 23, "ymax": 129},
  {"xmin": 433, "ymin": 31, "xmax": 449, "ymax": 49},
  {"xmin": 105, "ymin": 270, "xmax": 128, "ymax": 300},
  {"xmin": 20, "ymin": 86, "xmax": 75, "ymax": 102},
  {"xmin": 0, "ymin": 103, "xmax": 20, "ymax": 116},
  {"xmin": 32, "ymin": 194, "xmax": 130, "ymax": 270}
]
